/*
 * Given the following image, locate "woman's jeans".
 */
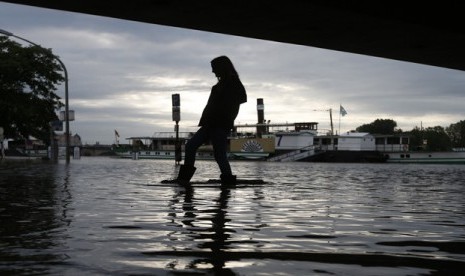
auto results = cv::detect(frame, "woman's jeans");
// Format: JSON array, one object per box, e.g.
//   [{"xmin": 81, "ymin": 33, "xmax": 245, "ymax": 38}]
[{"xmin": 184, "ymin": 127, "xmax": 232, "ymax": 175}]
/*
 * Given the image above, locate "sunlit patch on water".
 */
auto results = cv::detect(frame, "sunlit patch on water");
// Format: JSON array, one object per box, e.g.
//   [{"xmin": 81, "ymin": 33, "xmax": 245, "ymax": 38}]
[{"xmin": 1, "ymin": 158, "xmax": 465, "ymax": 275}]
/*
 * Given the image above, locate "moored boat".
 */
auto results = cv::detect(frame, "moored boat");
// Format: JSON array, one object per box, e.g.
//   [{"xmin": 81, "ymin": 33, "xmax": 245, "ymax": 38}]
[
  {"xmin": 384, "ymin": 151, "xmax": 465, "ymax": 164},
  {"xmin": 113, "ymin": 132, "xmax": 215, "ymax": 160},
  {"xmin": 113, "ymin": 97, "xmax": 465, "ymax": 164}
]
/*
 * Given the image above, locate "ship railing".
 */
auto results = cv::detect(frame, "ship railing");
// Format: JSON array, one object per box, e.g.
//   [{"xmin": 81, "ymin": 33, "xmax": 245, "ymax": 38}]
[{"xmin": 267, "ymin": 145, "xmax": 317, "ymax": 162}]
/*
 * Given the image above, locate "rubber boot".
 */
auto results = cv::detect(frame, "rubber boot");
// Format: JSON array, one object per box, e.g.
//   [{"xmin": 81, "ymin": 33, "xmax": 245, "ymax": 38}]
[
  {"xmin": 220, "ymin": 174, "xmax": 237, "ymax": 187},
  {"xmin": 177, "ymin": 165, "xmax": 196, "ymax": 187}
]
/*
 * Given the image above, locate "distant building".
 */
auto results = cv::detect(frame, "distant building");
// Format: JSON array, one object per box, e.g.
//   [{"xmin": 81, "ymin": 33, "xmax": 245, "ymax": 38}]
[
  {"xmin": 338, "ymin": 132, "xmax": 376, "ymax": 151},
  {"xmin": 24, "ymin": 137, "xmax": 46, "ymax": 150},
  {"xmin": 56, "ymin": 133, "xmax": 82, "ymax": 147}
]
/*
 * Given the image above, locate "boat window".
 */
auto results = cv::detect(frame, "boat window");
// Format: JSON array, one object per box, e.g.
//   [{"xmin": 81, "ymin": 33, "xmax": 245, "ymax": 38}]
[
  {"xmin": 401, "ymin": 154, "xmax": 405, "ymax": 158},
  {"xmin": 322, "ymin": 138, "xmax": 332, "ymax": 145},
  {"xmin": 375, "ymin": 138, "xmax": 384, "ymax": 144},
  {"xmin": 387, "ymin": 137, "xmax": 400, "ymax": 144}
]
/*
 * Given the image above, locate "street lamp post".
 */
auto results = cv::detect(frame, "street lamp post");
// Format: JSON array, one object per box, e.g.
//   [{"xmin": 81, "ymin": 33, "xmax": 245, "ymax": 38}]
[{"xmin": 0, "ymin": 28, "xmax": 71, "ymax": 163}]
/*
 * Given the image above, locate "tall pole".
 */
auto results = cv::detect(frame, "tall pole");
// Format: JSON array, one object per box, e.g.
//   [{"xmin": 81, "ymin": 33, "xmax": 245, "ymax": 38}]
[
  {"xmin": 329, "ymin": 108, "xmax": 334, "ymax": 136},
  {"xmin": 0, "ymin": 29, "xmax": 70, "ymax": 163},
  {"xmin": 57, "ymin": 59, "xmax": 70, "ymax": 164},
  {"xmin": 256, "ymin": 98, "xmax": 265, "ymax": 138},
  {"xmin": 172, "ymin": 94, "xmax": 181, "ymax": 165}
]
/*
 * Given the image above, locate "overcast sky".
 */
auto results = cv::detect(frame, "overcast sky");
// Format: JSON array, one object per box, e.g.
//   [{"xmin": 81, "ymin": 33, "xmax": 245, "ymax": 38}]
[{"xmin": 2, "ymin": 2, "xmax": 465, "ymax": 145}]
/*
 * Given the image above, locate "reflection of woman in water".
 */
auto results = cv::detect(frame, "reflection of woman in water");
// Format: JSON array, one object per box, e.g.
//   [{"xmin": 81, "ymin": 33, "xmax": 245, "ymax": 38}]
[
  {"xmin": 167, "ymin": 184, "xmax": 233, "ymax": 273},
  {"xmin": 177, "ymin": 56, "xmax": 247, "ymax": 187}
]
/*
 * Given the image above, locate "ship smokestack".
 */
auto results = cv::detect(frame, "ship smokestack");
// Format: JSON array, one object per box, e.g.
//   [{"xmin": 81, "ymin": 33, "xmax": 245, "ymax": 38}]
[{"xmin": 257, "ymin": 98, "xmax": 265, "ymax": 138}]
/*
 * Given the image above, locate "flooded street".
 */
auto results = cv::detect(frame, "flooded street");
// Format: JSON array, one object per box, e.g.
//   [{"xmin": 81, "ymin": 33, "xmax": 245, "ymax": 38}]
[{"xmin": 1, "ymin": 158, "xmax": 465, "ymax": 275}]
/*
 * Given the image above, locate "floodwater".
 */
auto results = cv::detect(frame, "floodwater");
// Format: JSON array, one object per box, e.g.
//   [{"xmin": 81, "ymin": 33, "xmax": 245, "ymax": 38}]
[{"xmin": 1, "ymin": 158, "xmax": 465, "ymax": 275}]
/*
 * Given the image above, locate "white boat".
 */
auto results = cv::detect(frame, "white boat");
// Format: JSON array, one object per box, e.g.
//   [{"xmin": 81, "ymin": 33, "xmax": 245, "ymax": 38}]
[
  {"xmin": 230, "ymin": 122, "xmax": 318, "ymax": 160},
  {"xmin": 114, "ymin": 97, "xmax": 465, "ymax": 164},
  {"xmin": 374, "ymin": 135, "xmax": 465, "ymax": 164},
  {"xmin": 384, "ymin": 151, "xmax": 465, "ymax": 164},
  {"xmin": 113, "ymin": 122, "xmax": 319, "ymax": 161},
  {"xmin": 114, "ymin": 132, "xmax": 215, "ymax": 160},
  {"xmin": 114, "ymin": 128, "xmax": 465, "ymax": 164}
]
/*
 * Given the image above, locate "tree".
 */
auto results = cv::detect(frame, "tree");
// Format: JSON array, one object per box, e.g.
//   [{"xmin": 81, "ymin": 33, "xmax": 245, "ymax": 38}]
[
  {"xmin": 355, "ymin": 119, "xmax": 399, "ymax": 134},
  {"xmin": 408, "ymin": 127, "xmax": 424, "ymax": 150},
  {"xmin": 446, "ymin": 120, "xmax": 465, "ymax": 148},
  {"xmin": 408, "ymin": 126, "xmax": 452, "ymax": 151},
  {"xmin": 0, "ymin": 36, "xmax": 64, "ymax": 144}
]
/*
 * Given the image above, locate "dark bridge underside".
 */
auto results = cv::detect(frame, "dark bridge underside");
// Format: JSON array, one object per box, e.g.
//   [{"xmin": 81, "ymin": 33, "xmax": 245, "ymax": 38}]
[{"xmin": 2, "ymin": 0, "xmax": 465, "ymax": 71}]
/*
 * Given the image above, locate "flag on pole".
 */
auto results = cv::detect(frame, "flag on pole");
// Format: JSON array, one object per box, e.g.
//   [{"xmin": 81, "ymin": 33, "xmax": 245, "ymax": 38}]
[
  {"xmin": 340, "ymin": 105, "xmax": 347, "ymax": 117},
  {"xmin": 114, "ymin": 129, "xmax": 120, "ymax": 137}
]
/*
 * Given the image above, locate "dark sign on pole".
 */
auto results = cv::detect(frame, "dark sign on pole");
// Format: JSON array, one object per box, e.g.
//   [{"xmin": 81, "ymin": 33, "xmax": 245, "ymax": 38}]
[
  {"xmin": 51, "ymin": 120, "xmax": 63, "ymax": 131},
  {"xmin": 172, "ymin": 93, "xmax": 180, "ymax": 122}
]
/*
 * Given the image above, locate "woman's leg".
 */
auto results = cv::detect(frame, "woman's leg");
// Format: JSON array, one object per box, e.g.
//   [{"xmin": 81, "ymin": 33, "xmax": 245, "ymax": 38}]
[
  {"xmin": 184, "ymin": 127, "xmax": 209, "ymax": 167},
  {"xmin": 210, "ymin": 128, "xmax": 232, "ymax": 176}
]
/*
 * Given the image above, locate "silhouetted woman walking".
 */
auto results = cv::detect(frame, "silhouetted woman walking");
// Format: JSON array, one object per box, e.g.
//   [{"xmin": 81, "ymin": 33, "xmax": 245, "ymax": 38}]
[{"xmin": 177, "ymin": 56, "xmax": 247, "ymax": 186}]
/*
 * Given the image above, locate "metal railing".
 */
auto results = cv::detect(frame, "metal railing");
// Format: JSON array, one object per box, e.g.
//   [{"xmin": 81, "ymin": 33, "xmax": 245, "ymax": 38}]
[{"xmin": 267, "ymin": 145, "xmax": 318, "ymax": 162}]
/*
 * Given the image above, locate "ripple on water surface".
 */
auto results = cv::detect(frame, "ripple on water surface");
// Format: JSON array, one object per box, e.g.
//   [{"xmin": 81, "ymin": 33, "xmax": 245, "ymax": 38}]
[{"xmin": 1, "ymin": 158, "xmax": 465, "ymax": 275}]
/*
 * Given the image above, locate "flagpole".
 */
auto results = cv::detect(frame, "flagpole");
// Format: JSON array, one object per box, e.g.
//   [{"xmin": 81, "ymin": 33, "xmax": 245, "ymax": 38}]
[
  {"xmin": 114, "ymin": 129, "xmax": 120, "ymax": 146},
  {"xmin": 338, "ymin": 105, "xmax": 348, "ymax": 134}
]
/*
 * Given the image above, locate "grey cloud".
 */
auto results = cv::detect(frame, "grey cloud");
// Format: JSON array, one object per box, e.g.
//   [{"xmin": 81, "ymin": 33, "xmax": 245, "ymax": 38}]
[{"xmin": 2, "ymin": 2, "xmax": 465, "ymax": 144}]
